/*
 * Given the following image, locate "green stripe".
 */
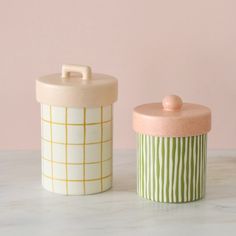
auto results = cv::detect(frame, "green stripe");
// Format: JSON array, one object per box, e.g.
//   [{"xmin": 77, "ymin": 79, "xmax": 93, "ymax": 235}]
[
  {"xmin": 195, "ymin": 136, "xmax": 199, "ymax": 200},
  {"xmin": 176, "ymin": 138, "xmax": 181, "ymax": 202},
  {"xmin": 190, "ymin": 136, "xmax": 194, "ymax": 201},
  {"xmin": 161, "ymin": 138, "xmax": 165, "ymax": 202},
  {"xmin": 186, "ymin": 137, "xmax": 190, "ymax": 201},
  {"xmin": 152, "ymin": 136, "xmax": 155, "ymax": 201},
  {"xmin": 156, "ymin": 137, "xmax": 160, "ymax": 202},
  {"xmin": 166, "ymin": 137, "xmax": 170, "ymax": 202},
  {"xmin": 171, "ymin": 137, "xmax": 176, "ymax": 202},
  {"xmin": 181, "ymin": 137, "xmax": 185, "ymax": 201},
  {"xmin": 137, "ymin": 134, "xmax": 207, "ymax": 203}
]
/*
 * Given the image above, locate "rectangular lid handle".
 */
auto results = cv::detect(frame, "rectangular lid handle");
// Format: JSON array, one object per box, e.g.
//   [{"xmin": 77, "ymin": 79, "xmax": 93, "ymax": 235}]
[{"xmin": 61, "ymin": 64, "xmax": 92, "ymax": 80}]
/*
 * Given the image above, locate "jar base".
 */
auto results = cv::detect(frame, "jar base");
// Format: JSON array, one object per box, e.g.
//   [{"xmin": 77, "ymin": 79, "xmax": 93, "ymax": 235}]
[{"xmin": 138, "ymin": 192, "xmax": 205, "ymax": 203}]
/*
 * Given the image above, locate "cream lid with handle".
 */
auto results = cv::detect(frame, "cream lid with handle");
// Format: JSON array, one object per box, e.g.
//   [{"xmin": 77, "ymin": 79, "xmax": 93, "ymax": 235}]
[
  {"xmin": 36, "ymin": 64, "xmax": 118, "ymax": 107},
  {"xmin": 133, "ymin": 95, "xmax": 211, "ymax": 137}
]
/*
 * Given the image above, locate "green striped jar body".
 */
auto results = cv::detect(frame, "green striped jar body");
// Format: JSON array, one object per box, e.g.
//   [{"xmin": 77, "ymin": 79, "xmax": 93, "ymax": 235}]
[{"xmin": 137, "ymin": 134, "xmax": 207, "ymax": 203}]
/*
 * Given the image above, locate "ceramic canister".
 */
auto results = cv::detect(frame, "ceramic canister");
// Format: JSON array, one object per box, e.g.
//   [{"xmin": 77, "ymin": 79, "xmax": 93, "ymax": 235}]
[
  {"xmin": 36, "ymin": 65, "xmax": 118, "ymax": 195},
  {"xmin": 133, "ymin": 95, "xmax": 211, "ymax": 203}
]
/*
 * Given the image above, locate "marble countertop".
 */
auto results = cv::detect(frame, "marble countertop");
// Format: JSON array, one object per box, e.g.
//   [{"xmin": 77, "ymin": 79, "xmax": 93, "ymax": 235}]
[{"xmin": 0, "ymin": 150, "xmax": 236, "ymax": 235}]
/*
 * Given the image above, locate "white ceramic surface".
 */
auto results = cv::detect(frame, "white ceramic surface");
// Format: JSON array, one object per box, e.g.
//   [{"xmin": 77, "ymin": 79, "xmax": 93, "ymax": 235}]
[
  {"xmin": 0, "ymin": 150, "xmax": 236, "ymax": 235},
  {"xmin": 41, "ymin": 104, "xmax": 113, "ymax": 195}
]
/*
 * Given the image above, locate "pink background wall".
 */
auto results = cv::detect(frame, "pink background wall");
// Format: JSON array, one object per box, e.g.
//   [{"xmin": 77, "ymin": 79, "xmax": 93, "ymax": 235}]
[{"xmin": 0, "ymin": 0, "xmax": 235, "ymax": 150}]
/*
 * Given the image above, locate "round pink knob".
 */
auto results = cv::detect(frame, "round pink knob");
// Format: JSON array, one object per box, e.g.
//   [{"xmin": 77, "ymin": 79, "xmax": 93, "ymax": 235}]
[{"xmin": 162, "ymin": 95, "xmax": 183, "ymax": 111}]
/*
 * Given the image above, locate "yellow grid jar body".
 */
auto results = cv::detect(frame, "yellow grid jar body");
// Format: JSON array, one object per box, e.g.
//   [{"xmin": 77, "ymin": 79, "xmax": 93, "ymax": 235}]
[
  {"xmin": 36, "ymin": 64, "xmax": 118, "ymax": 195},
  {"xmin": 41, "ymin": 104, "xmax": 113, "ymax": 195}
]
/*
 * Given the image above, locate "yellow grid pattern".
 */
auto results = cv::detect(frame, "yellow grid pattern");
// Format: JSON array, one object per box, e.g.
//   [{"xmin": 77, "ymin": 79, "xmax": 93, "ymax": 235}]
[
  {"xmin": 41, "ymin": 137, "xmax": 112, "ymax": 146},
  {"xmin": 49, "ymin": 105, "xmax": 54, "ymax": 192},
  {"xmin": 41, "ymin": 105, "xmax": 44, "ymax": 187},
  {"xmin": 42, "ymin": 173, "xmax": 112, "ymax": 182},
  {"xmin": 83, "ymin": 107, "xmax": 86, "ymax": 194},
  {"xmin": 42, "ymin": 156, "xmax": 112, "ymax": 165},
  {"xmin": 65, "ymin": 108, "xmax": 68, "ymax": 194},
  {"xmin": 41, "ymin": 118, "xmax": 112, "ymax": 126},
  {"xmin": 100, "ymin": 106, "xmax": 103, "ymax": 191},
  {"xmin": 41, "ymin": 104, "xmax": 113, "ymax": 195},
  {"xmin": 111, "ymin": 105, "xmax": 113, "ymax": 181}
]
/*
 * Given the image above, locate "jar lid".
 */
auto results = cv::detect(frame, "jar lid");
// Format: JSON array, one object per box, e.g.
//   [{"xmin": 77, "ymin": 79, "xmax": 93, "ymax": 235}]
[
  {"xmin": 36, "ymin": 64, "xmax": 118, "ymax": 107},
  {"xmin": 133, "ymin": 95, "xmax": 211, "ymax": 137}
]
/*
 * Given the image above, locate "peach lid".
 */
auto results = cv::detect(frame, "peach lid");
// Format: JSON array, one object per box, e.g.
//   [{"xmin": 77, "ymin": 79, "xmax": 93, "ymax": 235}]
[
  {"xmin": 133, "ymin": 95, "xmax": 211, "ymax": 137},
  {"xmin": 36, "ymin": 64, "xmax": 118, "ymax": 107}
]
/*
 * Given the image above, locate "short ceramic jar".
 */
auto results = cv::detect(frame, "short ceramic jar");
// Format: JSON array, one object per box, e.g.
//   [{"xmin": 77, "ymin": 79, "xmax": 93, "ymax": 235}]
[
  {"xmin": 36, "ymin": 64, "xmax": 118, "ymax": 195},
  {"xmin": 133, "ymin": 95, "xmax": 211, "ymax": 203}
]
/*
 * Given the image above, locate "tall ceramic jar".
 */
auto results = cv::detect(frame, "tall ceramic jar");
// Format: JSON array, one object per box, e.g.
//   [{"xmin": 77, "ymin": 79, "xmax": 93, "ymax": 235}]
[
  {"xmin": 36, "ymin": 65, "xmax": 118, "ymax": 195},
  {"xmin": 133, "ymin": 95, "xmax": 211, "ymax": 203}
]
